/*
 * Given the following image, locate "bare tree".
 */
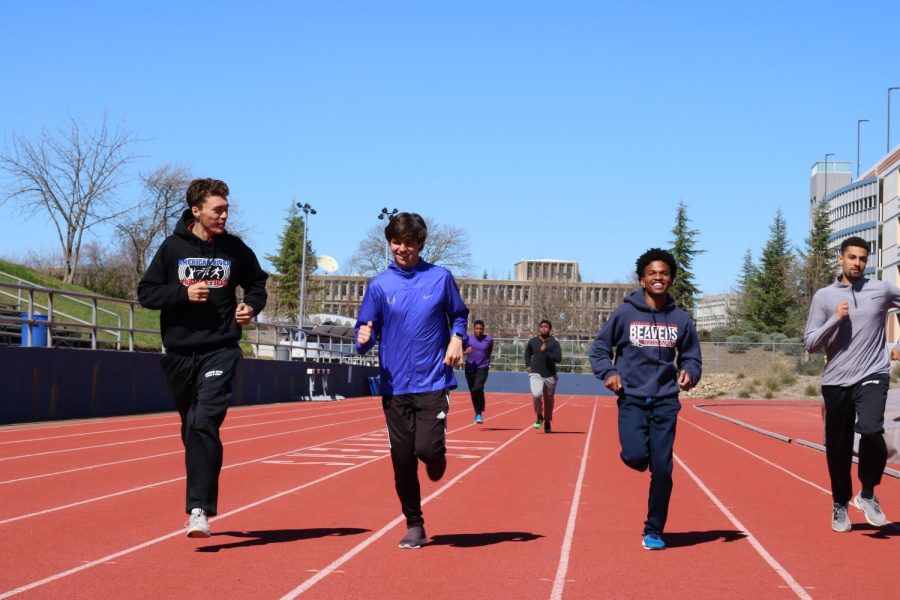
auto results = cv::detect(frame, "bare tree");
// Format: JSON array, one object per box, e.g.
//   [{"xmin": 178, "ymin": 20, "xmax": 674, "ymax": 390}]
[
  {"xmin": 115, "ymin": 164, "xmax": 192, "ymax": 284},
  {"xmin": 346, "ymin": 218, "xmax": 473, "ymax": 276},
  {"xmin": 0, "ymin": 115, "xmax": 138, "ymax": 283}
]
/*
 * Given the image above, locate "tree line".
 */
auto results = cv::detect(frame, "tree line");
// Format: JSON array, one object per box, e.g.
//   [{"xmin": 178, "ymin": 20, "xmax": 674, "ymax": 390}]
[{"xmin": 1, "ymin": 116, "xmax": 834, "ymax": 336}]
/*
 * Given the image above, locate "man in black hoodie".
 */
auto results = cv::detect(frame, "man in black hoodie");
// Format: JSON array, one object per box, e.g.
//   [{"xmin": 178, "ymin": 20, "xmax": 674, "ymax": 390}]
[{"xmin": 138, "ymin": 178, "xmax": 268, "ymax": 538}]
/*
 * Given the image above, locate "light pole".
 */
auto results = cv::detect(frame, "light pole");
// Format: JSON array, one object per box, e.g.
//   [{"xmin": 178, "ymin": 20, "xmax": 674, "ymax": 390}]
[
  {"xmin": 888, "ymin": 87, "xmax": 900, "ymax": 153},
  {"xmin": 296, "ymin": 202, "xmax": 316, "ymax": 332},
  {"xmin": 857, "ymin": 119, "xmax": 869, "ymax": 179},
  {"xmin": 824, "ymin": 153, "xmax": 834, "ymax": 201},
  {"xmin": 377, "ymin": 207, "xmax": 398, "ymax": 266}
]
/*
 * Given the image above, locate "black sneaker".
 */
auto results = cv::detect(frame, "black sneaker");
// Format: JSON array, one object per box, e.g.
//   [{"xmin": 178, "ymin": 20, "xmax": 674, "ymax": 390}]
[
  {"xmin": 534, "ymin": 414, "xmax": 544, "ymax": 429},
  {"xmin": 425, "ymin": 455, "xmax": 447, "ymax": 481},
  {"xmin": 399, "ymin": 525, "xmax": 427, "ymax": 549},
  {"xmin": 544, "ymin": 421, "xmax": 552, "ymax": 434}
]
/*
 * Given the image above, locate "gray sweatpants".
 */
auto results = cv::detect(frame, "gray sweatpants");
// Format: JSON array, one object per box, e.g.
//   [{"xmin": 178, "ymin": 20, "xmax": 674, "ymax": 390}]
[{"xmin": 529, "ymin": 373, "xmax": 558, "ymax": 422}]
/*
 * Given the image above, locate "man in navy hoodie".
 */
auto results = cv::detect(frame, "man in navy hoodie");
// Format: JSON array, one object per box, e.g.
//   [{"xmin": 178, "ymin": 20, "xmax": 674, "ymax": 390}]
[
  {"xmin": 589, "ymin": 248, "xmax": 701, "ymax": 551},
  {"xmin": 138, "ymin": 178, "xmax": 268, "ymax": 538},
  {"xmin": 355, "ymin": 212, "xmax": 469, "ymax": 549}
]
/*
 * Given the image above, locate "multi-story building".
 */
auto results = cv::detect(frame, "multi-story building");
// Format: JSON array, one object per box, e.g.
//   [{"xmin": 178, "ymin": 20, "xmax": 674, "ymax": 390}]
[
  {"xmin": 308, "ymin": 259, "xmax": 632, "ymax": 339},
  {"xmin": 694, "ymin": 294, "xmax": 740, "ymax": 332},
  {"xmin": 812, "ymin": 148, "xmax": 900, "ymax": 340}
]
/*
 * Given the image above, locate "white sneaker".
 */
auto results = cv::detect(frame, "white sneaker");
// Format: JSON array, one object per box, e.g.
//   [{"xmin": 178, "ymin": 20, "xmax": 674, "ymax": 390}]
[
  {"xmin": 186, "ymin": 507, "xmax": 211, "ymax": 538},
  {"xmin": 854, "ymin": 493, "xmax": 889, "ymax": 527}
]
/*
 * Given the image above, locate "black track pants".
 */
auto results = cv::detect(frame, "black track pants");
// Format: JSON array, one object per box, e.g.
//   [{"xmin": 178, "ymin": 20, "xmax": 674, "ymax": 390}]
[
  {"xmin": 382, "ymin": 390, "xmax": 450, "ymax": 527},
  {"xmin": 161, "ymin": 345, "xmax": 242, "ymax": 515}
]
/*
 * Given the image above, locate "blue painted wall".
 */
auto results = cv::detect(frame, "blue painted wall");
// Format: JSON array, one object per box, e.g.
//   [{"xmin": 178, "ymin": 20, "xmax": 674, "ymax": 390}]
[
  {"xmin": 452, "ymin": 370, "xmax": 613, "ymax": 397},
  {"xmin": 0, "ymin": 347, "xmax": 378, "ymax": 425}
]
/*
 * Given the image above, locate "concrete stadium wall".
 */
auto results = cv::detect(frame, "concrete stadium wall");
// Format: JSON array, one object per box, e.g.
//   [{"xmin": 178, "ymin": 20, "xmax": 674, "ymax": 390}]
[
  {"xmin": 452, "ymin": 370, "xmax": 613, "ymax": 397},
  {"xmin": 0, "ymin": 347, "xmax": 379, "ymax": 426}
]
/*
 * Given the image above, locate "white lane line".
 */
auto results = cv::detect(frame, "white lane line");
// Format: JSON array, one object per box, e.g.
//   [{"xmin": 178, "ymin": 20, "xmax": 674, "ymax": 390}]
[
  {"xmin": 0, "ymin": 453, "xmax": 389, "ymax": 599},
  {"xmin": 0, "ymin": 425, "xmax": 386, "ymax": 525},
  {"xmin": 0, "ymin": 397, "xmax": 376, "ymax": 436},
  {"xmin": 674, "ymin": 453, "xmax": 813, "ymax": 600},
  {"xmin": 679, "ymin": 416, "xmax": 831, "ymax": 494},
  {"xmin": 0, "ymin": 400, "xmax": 536, "ymax": 597},
  {"xmin": 0, "ymin": 407, "xmax": 372, "ymax": 461},
  {"xmin": 279, "ymin": 401, "xmax": 566, "ymax": 599},
  {"xmin": 0, "ymin": 412, "xmax": 386, "ymax": 486},
  {"xmin": 550, "ymin": 402, "xmax": 597, "ymax": 600}
]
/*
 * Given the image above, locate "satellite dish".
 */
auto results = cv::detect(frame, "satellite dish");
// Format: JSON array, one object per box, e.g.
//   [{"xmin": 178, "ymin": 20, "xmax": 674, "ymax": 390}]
[{"xmin": 317, "ymin": 255, "xmax": 339, "ymax": 273}]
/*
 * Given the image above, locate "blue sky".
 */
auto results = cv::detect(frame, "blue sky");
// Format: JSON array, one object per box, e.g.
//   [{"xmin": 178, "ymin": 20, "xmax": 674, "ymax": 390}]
[{"xmin": 1, "ymin": 1, "xmax": 899, "ymax": 294}]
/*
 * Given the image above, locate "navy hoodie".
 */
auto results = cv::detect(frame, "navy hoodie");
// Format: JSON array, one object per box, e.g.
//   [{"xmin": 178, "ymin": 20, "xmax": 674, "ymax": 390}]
[
  {"xmin": 138, "ymin": 209, "xmax": 268, "ymax": 352},
  {"xmin": 589, "ymin": 290, "xmax": 701, "ymax": 398}
]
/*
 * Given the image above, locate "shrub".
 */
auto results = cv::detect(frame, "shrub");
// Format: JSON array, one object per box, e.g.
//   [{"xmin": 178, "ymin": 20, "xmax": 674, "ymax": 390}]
[
  {"xmin": 736, "ymin": 372, "xmax": 745, "ymax": 379},
  {"xmin": 804, "ymin": 383, "xmax": 819, "ymax": 396},
  {"xmin": 780, "ymin": 337, "xmax": 804, "ymax": 356},
  {"xmin": 738, "ymin": 388, "xmax": 751, "ymax": 398},
  {"xmin": 796, "ymin": 356, "xmax": 825, "ymax": 376},
  {"xmin": 726, "ymin": 335, "xmax": 750, "ymax": 354},
  {"xmin": 763, "ymin": 389, "xmax": 774, "ymax": 399},
  {"xmin": 742, "ymin": 330, "xmax": 765, "ymax": 343}
]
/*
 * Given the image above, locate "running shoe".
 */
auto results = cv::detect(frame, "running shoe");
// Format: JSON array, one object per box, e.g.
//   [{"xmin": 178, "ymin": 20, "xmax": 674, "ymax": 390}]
[
  {"xmin": 399, "ymin": 525, "xmax": 427, "ymax": 549},
  {"xmin": 186, "ymin": 507, "xmax": 210, "ymax": 538},
  {"xmin": 534, "ymin": 414, "xmax": 544, "ymax": 429},
  {"xmin": 641, "ymin": 532, "xmax": 665, "ymax": 550},
  {"xmin": 544, "ymin": 421, "xmax": 552, "ymax": 434},
  {"xmin": 854, "ymin": 493, "xmax": 888, "ymax": 527},
  {"xmin": 425, "ymin": 455, "xmax": 447, "ymax": 481},
  {"xmin": 832, "ymin": 503, "xmax": 851, "ymax": 532},
  {"xmin": 475, "ymin": 413, "xmax": 483, "ymax": 424}
]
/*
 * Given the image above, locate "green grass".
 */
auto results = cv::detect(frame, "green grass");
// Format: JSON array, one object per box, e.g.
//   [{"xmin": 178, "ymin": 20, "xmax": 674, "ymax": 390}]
[{"xmin": 0, "ymin": 258, "xmax": 162, "ymax": 351}]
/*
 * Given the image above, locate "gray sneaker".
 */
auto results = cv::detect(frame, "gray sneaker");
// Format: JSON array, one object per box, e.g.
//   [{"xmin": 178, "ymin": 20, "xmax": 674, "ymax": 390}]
[
  {"xmin": 186, "ymin": 507, "xmax": 211, "ymax": 538},
  {"xmin": 832, "ymin": 503, "xmax": 851, "ymax": 532},
  {"xmin": 398, "ymin": 525, "xmax": 427, "ymax": 549},
  {"xmin": 854, "ymin": 493, "xmax": 889, "ymax": 527}
]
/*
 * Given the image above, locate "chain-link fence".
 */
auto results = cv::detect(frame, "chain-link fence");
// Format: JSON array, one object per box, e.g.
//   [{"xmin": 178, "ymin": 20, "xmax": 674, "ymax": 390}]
[{"xmin": 489, "ymin": 337, "xmax": 825, "ymax": 378}]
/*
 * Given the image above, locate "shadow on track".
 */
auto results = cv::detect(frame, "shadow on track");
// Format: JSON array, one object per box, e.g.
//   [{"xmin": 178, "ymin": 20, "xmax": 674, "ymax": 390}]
[
  {"xmin": 663, "ymin": 529, "xmax": 747, "ymax": 548},
  {"xmin": 195, "ymin": 527, "xmax": 370, "ymax": 552},
  {"xmin": 428, "ymin": 531, "xmax": 543, "ymax": 547},
  {"xmin": 859, "ymin": 522, "xmax": 900, "ymax": 539}
]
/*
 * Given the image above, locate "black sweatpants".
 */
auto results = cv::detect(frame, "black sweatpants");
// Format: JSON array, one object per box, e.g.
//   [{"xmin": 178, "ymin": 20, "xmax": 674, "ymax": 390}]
[
  {"xmin": 617, "ymin": 395, "xmax": 680, "ymax": 535},
  {"xmin": 382, "ymin": 390, "xmax": 450, "ymax": 527},
  {"xmin": 822, "ymin": 373, "xmax": 889, "ymax": 505},
  {"xmin": 465, "ymin": 367, "xmax": 489, "ymax": 414},
  {"xmin": 161, "ymin": 345, "xmax": 242, "ymax": 515}
]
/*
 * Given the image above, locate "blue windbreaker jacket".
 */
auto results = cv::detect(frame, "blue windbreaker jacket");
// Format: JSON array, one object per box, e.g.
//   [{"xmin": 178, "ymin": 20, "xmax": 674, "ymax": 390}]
[
  {"xmin": 355, "ymin": 260, "xmax": 469, "ymax": 395},
  {"xmin": 589, "ymin": 290, "xmax": 702, "ymax": 398}
]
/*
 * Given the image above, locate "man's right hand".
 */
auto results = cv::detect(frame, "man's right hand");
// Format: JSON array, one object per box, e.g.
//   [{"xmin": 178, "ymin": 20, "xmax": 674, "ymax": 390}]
[
  {"xmin": 357, "ymin": 321, "xmax": 373, "ymax": 345},
  {"xmin": 835, "ymin": 301, "xmax": 849, "ymax": 319},
  {"xmin": 187, "ymin": 282, "xmax": 209, "ymax": 303}
]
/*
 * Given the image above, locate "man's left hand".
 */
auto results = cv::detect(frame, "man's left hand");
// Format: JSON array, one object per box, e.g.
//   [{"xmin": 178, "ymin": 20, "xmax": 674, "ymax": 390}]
[
  {"xmin": 677, "ymin": 370, "xmax": 693, "ymax": 391},
  {"xmin": 235, "ymin": 303, "xmax": 255, "ymax": 325},
  {"xmin": 444, "ymin": 336, "xmax": 464, "ymax": 366}
]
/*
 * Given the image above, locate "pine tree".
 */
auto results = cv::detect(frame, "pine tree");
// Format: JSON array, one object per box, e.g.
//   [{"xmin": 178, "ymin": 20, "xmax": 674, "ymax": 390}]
[
  {"xmin": 802, "ymin": 200, "xmax": 834, "ymax": 298},
  {"xmin": 740, "ymin": 210, "xmax": 798, "ymax": 334},
  {"xmin": 265, "ymin": 203, "xmax": 317, "ymax": 322},
  {"xmin": 668, "ymin": 201, "xmax": 704, "ymax": 313}
]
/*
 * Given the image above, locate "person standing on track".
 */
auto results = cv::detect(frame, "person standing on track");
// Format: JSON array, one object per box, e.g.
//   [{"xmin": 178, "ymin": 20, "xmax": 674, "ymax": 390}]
[
  {"xmin": 804, "ymin": 235, "xmax": 897, "ymax": 532},
  {"xmin": 464, "ymin": 319, "xmax": 493, "ymax": 424},
  {"xmin": 525, "ymin": 320, "xmax": 562, "ymax": 433},
  {"xmin": 354, "ymin": 212, "xmax": 469, "ymax": 549},
  {"xmin": 138, "ymin": 178, "xmax": 268, "ymax": 538},
  {"xmin": 588, "ymin": 248, "xmax": 701, "ymax": 551}
]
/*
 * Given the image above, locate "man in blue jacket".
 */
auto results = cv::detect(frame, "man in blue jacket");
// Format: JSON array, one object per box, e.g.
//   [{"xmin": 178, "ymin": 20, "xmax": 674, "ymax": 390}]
[
  {"xmin": 589, "ymin": 248, "xmax": 701, "ymax": 551},
  {"xmin": 355, "ymin": 212, "xmax": 469, "ymax": 549}
]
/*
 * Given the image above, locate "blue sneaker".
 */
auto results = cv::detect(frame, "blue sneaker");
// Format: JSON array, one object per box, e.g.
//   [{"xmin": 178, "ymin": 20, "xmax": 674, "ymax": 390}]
[
  {"xmin": 474, "ymin": 413, "xmax": 483, "ymax": 424},
  {"xmin": 642, "ymin": 532, "xmax": 665, "ymax": 550}
]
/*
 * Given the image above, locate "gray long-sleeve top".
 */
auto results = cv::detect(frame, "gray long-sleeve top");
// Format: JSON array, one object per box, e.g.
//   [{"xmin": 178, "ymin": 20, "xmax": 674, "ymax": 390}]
[{"xmin": 803, "ymin": 276, "xmax": 900, "ymax": 386}]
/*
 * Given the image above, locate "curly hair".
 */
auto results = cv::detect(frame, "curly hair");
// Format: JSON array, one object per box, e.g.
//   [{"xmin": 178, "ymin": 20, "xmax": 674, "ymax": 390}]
[
  {"xmin": 186, "ymin": 178, "xmax": 229, "ymax": 209},
  {"xmin": 635, "ymin": 248, "xmax": 678, "ymax": 280}
]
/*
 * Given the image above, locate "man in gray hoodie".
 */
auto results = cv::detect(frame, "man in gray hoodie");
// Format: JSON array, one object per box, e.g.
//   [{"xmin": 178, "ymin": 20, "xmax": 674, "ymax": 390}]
[{"xmin": 804, "ymin": 236, "xmax": 898, "ymax": 532}]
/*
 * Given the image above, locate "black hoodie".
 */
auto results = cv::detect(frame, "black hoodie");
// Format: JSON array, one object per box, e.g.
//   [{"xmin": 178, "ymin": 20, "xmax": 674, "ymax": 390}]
[{"xmin": 138, "ymin": 209, "xmax": 268, "ymax": 352}]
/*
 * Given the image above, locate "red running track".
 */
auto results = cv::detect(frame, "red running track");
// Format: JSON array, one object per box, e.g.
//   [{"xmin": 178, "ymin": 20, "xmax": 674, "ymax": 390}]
[{"xmin": 0, "ymin": 393, "xmax": 898, "ymax": 599}]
